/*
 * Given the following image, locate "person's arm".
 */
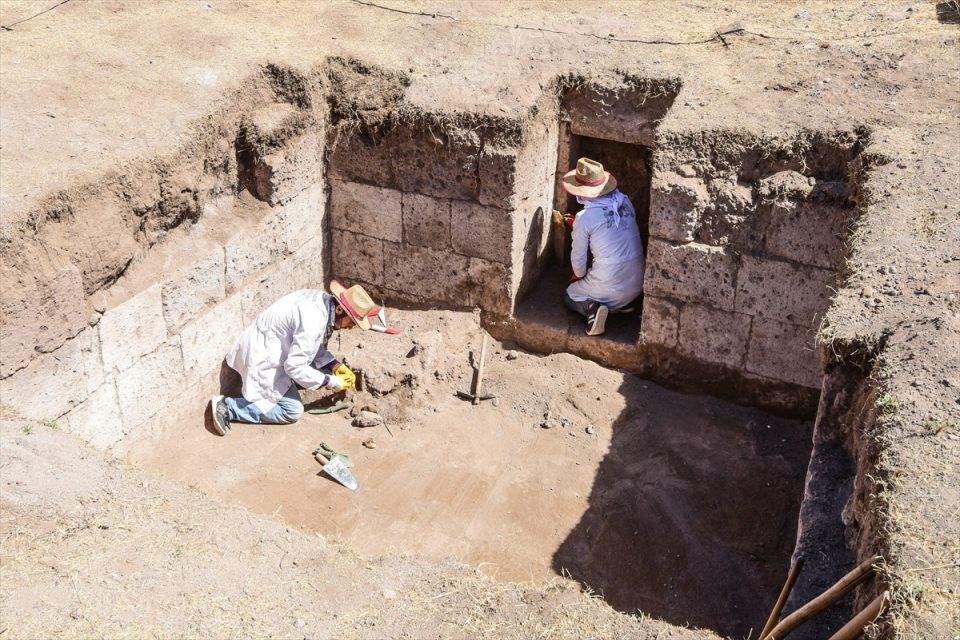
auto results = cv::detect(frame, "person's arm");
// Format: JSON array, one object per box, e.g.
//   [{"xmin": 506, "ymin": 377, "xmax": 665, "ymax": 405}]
[
  {"xmin": 570, "ymin": 212, "xmax": 591, "ymax": 279},
  {"xmin": 285, "ymin": 307, "xmax": 339, "ymax": 390}
]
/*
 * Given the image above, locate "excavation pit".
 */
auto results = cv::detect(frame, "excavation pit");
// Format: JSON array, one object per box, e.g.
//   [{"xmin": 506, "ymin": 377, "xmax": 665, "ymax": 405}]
[{"xmin": 122, "ymin": 309, "xmax": 814, "ymax": 639}]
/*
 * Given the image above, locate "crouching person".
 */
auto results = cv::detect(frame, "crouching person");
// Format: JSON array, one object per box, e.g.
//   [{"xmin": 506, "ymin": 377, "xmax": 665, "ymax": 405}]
[
  {"xmin": 209, "ymin": 280, "xmax": 381, "ymax": 435},
  {"xmin": 561, "ymin": 157, "xmax": 645, "ymax": 336}
]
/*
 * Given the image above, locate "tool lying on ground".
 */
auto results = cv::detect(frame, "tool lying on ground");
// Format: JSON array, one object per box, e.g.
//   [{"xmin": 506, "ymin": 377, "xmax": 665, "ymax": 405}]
[
  {"xmin": 313, "ymin": 443, "xmax": 358, "ymax": 491},
  {"xmin": 457, "ymin": 333, "xmax": 497, "ymax": 405},
  {"xmin": 307, "ymin": 400, "xmax": 352, "ymax": 415},
  {"xmin": 371, "ymin": 305, "xmax": 401, "ymax": 334}
]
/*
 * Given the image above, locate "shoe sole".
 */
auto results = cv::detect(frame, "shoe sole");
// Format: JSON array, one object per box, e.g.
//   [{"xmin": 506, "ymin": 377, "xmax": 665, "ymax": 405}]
[
  {"xmin": 587, "ymin": 305, "xmax": 609, "ymax": 336},
  {"xmin": 210, "ymin": 395, "xmax": 228, "ymax": 436}
]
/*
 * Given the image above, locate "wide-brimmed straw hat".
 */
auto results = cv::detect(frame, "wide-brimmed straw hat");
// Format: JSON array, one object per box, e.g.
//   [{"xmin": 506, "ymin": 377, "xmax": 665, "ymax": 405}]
[
  {"xmin": 329, "ymin": 280, "xmax": 380, "ymax": 330},
  {"xmin": 561, "ymin": 157, "xmax": 617, "ymax": 198}
]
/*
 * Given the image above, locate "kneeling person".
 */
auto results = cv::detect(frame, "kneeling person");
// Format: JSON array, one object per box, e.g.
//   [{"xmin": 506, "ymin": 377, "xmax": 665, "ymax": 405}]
[
  {"xmin": 561, "ymin": 157, "xmax": 645, "ymax": 336},
  {"xmin": 210, "ymin": 281, "xmax": 380, "ymax": 435}
]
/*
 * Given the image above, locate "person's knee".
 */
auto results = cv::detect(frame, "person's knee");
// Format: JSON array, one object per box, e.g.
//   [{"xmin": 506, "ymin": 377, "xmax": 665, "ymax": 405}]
[{"xmin": 276, "ymin": 399, "xmax": 304, "ymax": 424}]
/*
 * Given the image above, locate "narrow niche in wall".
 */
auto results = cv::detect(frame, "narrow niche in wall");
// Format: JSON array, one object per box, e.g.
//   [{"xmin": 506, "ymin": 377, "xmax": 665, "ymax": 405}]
[{"xmin": 515, "ymin": 123, "xmax": 651, "ymax": 346}]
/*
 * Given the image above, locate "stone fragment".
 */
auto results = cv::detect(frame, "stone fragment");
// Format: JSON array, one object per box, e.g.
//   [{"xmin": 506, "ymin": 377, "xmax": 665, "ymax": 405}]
[
  {"xmin": 746, "ymin": 317, "xmax": 822, "ymax": 388},
  {"xmin": 115, "ymin": 338, "xmax": 185, "ymax": 430},
  {"xmin": 640, "ymin": 296, "xmax": 681, "ymax": 348},
  {"xmin": 99, "ymin": 284, "xmax": 168, "ymax": 372},
  {"xmin": 180, "ymin": 295, "xmax": 244, "ymax": 377},
  {"xmin": 677, "ymin": 304, "xmax": 750, "ymax": 368},
  {"xmin": 352, "ymin": 411, "xmax": 384, "ymax": 428},
  {"xmin": 331, "ymin": 229, "xmax": 384, "ymax": 287},
  {"xmin": 329, "ymin": 180, "xmax": 403, "ymax": 243},
  {"xmin": 451, "ymin": 201, "xmax": 513, "ymax": 264},
  {"xmin": 735, "ymin": 256, "xmax": 835, "ymax": 326},
  {"xmin": 161, "ymin": 245, "xmax": 226, "ymax": 333},
  {"xmin": 477, "ymin": 146, "xmax": 517, "ymax": 209},
  {"xmin": 757, "ymin": 170, "xmax": 813, "ymax": 202},
  {"xmin": 65, "ymin": 381, "xmax": 124, "ymax": 450},
  {"xmin": 402, "ymin": 192, "xmax": 451, "ymax": 250},
  {"xmin": 645, "ymin": 239, "xmax": 738, "ymax": 311}
]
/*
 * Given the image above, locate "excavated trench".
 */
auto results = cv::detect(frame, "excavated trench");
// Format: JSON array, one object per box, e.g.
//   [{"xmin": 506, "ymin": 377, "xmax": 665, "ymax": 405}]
[{"xmin": 4, "ymin": 61, "xmax": 874, "ymax": 638}]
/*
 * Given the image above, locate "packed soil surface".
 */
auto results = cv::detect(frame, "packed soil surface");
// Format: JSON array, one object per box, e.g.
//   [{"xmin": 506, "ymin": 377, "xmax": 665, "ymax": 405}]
[
  {"xmin": 119, "ymin": 309, "xmax": 812, "ymax": 637},
  {"xmin": 0, "ymin": 417, "xmax": 715, "ymax": 640}
]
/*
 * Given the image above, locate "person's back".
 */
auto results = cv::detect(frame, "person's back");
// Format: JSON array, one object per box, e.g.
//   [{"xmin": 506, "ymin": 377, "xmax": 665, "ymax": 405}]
[{"xmin": 561, "ymin": 157, "xmax": 646, "ymax": 336}]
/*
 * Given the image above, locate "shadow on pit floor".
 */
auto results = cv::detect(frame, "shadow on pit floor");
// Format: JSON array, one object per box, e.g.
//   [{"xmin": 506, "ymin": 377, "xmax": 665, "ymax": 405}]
[{"xmin": 552, "ymin": 374, "xmax": 815, "ymax": 638}]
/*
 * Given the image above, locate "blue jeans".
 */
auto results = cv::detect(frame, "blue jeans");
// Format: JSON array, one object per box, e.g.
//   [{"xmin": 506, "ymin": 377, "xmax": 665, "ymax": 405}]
[
  {"xmin": 564, "ymin": 291, "xmax": 595, "ymax": 317},
  {"xmin": 225, "ymin": 384, "xmax": 304, "ymax": 425}
]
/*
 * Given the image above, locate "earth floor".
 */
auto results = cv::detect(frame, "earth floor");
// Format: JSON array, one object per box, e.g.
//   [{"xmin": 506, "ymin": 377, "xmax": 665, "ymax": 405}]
[{"xmin": 121, "ymin": 309, "xmax": 812, "ymax": 637}]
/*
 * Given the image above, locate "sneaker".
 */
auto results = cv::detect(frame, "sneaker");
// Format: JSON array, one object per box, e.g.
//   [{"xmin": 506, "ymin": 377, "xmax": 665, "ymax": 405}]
[
  {"xmin": 586, "ymin": 304, "xmax": 609, "ymax": 336},
  {"xmin": 210, "ymin": 395, "xmax": 230, "ymax": 436}
]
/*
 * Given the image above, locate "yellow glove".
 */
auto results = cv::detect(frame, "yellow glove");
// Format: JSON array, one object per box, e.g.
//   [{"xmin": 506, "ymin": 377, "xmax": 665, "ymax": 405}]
[{"xmin": 333, "ymin": 363, "xmax": 356, "ymax": 390}]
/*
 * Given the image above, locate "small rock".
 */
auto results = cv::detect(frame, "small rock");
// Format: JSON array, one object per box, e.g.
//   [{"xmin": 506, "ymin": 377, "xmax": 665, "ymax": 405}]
[
  {"xmin": 406, "ymin": 343, "xmax": 423, "ymax": 358},
  {"xmin": 861, "ymin": 286, "xmax": 876, "ymax": 298},
  {"xmin": 383, "ymin": 589, "xmax": 397, "ymax": 600},
  {"xmin": 492, "ymin": 397, "xmax": 501, "ymax": 407},
  {"xmin": 540, "ymin": 420, "xmax": 553, "ymax": 429},
  {"xmin": 294, "ymin": 619, "xmax": 306, "ymax": 629},
  {"xmin": 362, "ymin": 438, "xmax": 376, "ymax": 449},
  {"xmin": 506, "ymin": 350, "xmax": 519, "ymax": 361},
  {"xmin": 677, "ymin": 164, "xmax": 697, "ymax": 178},
  {"xmin": 353, "ymin": 411, "xmax": 384, "ymax": 428},
  {"xmin": 586, "ymin": 425, "xmax": 596, "ymax": 435}
]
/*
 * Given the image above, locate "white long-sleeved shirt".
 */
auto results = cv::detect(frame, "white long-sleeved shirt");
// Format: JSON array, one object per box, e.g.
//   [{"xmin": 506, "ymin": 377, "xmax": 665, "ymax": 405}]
[
  {"xmin": 225, "ymin": 289, "xmax": 339, "ymax": 411},
  {"xmin": 567, "ymin": 190, "xmax": 646, "ymax": 310}
]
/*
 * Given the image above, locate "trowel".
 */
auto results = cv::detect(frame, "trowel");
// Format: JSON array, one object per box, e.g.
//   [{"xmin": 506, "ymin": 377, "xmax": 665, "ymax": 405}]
[{"xmin": 320, "ymin": 455, "xmax": 359, "ymax": 492}]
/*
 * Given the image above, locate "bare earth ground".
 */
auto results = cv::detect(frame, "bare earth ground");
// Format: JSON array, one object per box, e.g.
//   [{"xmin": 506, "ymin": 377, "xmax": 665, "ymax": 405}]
[
  {"xmin": 1, "ymin": 0, "xmax": 959, "ymax": 637},
  {"xmin": 120, "ymin": 309, "xmax": 812, "ymax": 636},
  {"xmin": 1, "ymin": 416, "xmax": 713, "ymax": 640}
]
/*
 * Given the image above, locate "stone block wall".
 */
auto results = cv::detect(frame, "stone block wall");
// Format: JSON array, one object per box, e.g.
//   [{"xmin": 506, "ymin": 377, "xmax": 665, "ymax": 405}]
[
  {"xmin": 0, "ymin": 106, "xmax": 328, "ymax": 449},
  {"xmin": 327, "ymin": 110, "xmax": 559, "ymax": 317},
  {"xmin": 641, "ymin": 138, "xmax": 859, "ymax": 393}
]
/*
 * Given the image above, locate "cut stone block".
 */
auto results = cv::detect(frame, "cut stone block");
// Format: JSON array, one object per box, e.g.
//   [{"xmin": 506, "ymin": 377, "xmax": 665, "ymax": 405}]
[
  {"xmin": 99, "ymin": 284, "xmax": 168, "ymax": 372},
  {"xmin": 246, "ymin": 131, "xmax": 323, "ymax": 205},
  {"xmin": 116, "ymin": 338, "xmax": 185, "ymax": 430},
  {"xmin": 264, "ymin": 184, "xmax": 326, "ymax": 254},
  {"xmin": 764, "ymin": 201, "xmax": 852, "ymax": 270},
  {"xmin": 290, "ymin": 234, "xmax": 326, "ymax": 289},
  {"xmin": 641, "ymin": 296, "xmax": 680, "ymax": 348},
  {"xmin": 65, "ymin": 381, "xmax": 124, "ymax": 450},
  {"xmin": 180, "ymin": 294, "xmax": 244, "ymax": 377},
  {"xmin": 677, "ymin": 303, "xmax": 750, "ymax": 369},
  {"xmin": 735, "ymin": 256, "xmax": 835, "ymax": 326},
  {"xmin": 383, "ymin": 243, "xmax": 470, "ymax": 305},
  {"xmin": 467, "ymin": 258, "xmax": 512, "ymax": 316},
  {"xmin": 402, "ymin": 192, "xmax": 451, "ymax": 250},
  {"xmin": 329, "ymin": 124, "xmax": 481, "ymax": 201},
  {"xmin": 225, "ymin": 226, "xmax": 275, "ymax": 293},
  {"xmin": 450, "ymin": 201, "xmax": 513, "ymax": 264},
  {"xmin": 649, "ymin": 172, "xmax": 708, "ymax": 242},
  {"xmin": 477, "ymin": 146, "xmax": 517, "ymax": 209},
  {"xmin": 161, "ymin": 245, "xmax": 226, "ymax": 334},
  {"xmin": 0, "ymin": 328, "xmax": 103, "ymax": 422},
  {"xmin": 644, "ymin": 239, "xmax": 738, "ymax": 311},
  {"xmin": 746, "ymin": 317, "xmax": 822, "ymax": 388},
  {"xmin": 331, "ymin": 229, "xmax": 384, "ymax": 287},
  {"xmin": 329, "ymin": 180, "xmax": 403, "ymax": 243}
]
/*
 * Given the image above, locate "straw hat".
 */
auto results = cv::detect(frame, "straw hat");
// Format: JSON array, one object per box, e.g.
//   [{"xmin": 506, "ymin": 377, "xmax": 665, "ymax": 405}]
[
  {"xmin": 329, "ymin": 279, "xmax": 380, "ymax": 330},
  {"xmin": 561, "ymin": 157, "xmax": 617, "ymax": 198}
]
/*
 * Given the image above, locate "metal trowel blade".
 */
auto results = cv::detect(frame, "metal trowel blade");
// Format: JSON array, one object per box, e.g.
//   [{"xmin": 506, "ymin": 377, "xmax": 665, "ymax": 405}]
[{"xmin": 322, "ymin": 455, "xmax": 359, "ymax": 492}]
